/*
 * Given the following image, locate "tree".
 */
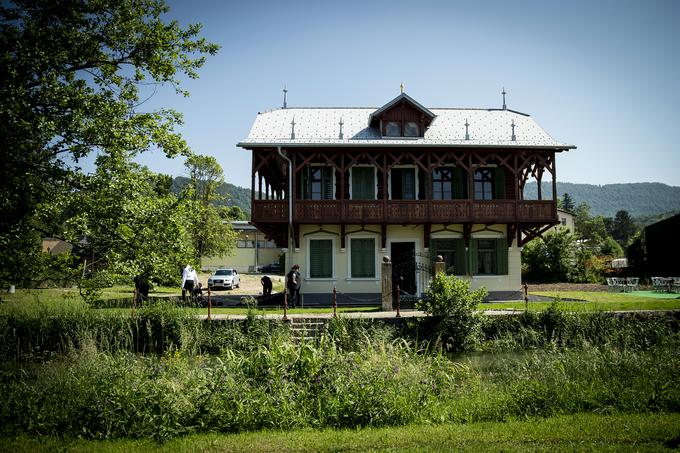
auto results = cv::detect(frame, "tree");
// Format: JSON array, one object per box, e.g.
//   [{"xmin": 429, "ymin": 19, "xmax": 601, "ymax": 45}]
[
  {"xmin": 40, "ymin": 157, "xmax": 194, "ymax": 298},
  {"xmin": 0, "ymin": 0, "xmax": 218, "ymax": 233},
  {"xmin": 610, "ymin": 210, "xmax": 637, "ymax": 247},
  {"xmin": 0, "ymin": 0, "xmax": 217, "ymax": 288},
  {"xmin": 574, "ymin": 202, "xmax": 608, "ymax": 252},
  {"xmin": 561, "ymin": 193, "xmax": 575, "ymax": 212},
  {"xmin": 522, "ymin": 228, "xmax": 578, "ymax": 282},
  {"xmin": 184, "ymin": 155, "xmax": 236, "ymax": 264}
]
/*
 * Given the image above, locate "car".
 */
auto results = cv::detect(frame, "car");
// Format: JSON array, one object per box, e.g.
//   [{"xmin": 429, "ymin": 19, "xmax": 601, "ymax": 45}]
[
  {"xmin": 207, "ymin": 268, "xmax": 240, "ymax": 290},
  {"xmin": 257, "ymin": 263, "xmax": 281, "ymax": 274}
]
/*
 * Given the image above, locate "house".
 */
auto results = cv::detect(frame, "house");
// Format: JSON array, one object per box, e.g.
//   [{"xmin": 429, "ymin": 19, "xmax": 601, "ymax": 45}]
[
  {"xmin": 238, "ymin": 91, "xmax": 575, "ymax": 302},
  {"xmin": 643, "ymin": 213, "xmax": 680, "ymax": 277},
  {"xmin": 201, "ymin": 221, "xmax": 281, "ymax": 274},
  {"xmin": 554, "ymin": 209, "xmax": 575, "ymax": 233}
]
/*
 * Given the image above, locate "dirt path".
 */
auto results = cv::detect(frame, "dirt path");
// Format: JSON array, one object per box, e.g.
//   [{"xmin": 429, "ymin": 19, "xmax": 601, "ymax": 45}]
[{"xmin": 196, "ymin": 272, "xmax": 286, "ymax": 296}]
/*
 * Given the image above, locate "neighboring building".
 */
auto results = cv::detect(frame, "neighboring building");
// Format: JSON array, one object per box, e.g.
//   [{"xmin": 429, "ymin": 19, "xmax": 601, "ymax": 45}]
[
  {"xmin": 201, "ymin": 221, "xmax": 280, "ymax": 273},
  {"xmin": 555, "ymin": 209, "xmax": 575, "ymax": 233},
  {"xmin": 238, "ymin": 92, "xmax": 575, "ymax": 302},
  {"xmin": 643, "ymin": 213, "xmax": 680, "ymax": 277},
  {"xmin": 42, "ymin": 238, "xmax": 73, "ymax": 255}
]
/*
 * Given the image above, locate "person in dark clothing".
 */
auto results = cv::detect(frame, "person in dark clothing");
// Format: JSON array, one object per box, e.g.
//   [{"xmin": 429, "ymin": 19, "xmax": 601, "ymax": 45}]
[
  {"xmin": 260, "ymin": 275, "xmax": 273, "ymax": 298},
  {"xmin": 286, "ymin": 264, "xmax": 301, "ymax": 308}
]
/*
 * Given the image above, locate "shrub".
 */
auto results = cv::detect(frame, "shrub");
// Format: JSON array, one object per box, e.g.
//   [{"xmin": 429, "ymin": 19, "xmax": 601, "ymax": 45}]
[{"xmin": 417, "ymin": 273, "xmax": 487, "ymax": 352}]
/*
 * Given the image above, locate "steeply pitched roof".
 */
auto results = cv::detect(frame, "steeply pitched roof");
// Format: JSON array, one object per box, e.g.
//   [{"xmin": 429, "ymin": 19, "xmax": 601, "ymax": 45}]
[{"xmin": 238, "ymin": 102, "xmax": 575, "ymax": 150}]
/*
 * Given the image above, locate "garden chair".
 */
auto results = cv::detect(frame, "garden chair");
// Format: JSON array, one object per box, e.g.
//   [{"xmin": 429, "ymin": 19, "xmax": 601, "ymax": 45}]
[
  {"xmin": 606, "ymin": 277, "xmax": 622, "ymax": 292},
  {"xmin": 613, "ymin": 277, "xmax": 626, "ymax": 292},
  {"xmin": 673, "ymin": 277, "xmax": 680, "ymax": 294},
  {"xmin": 625, "ymin": 277, "xmax": 639, "ymax": 292},
  {"xmin": 651, "ymin": 277, "xmax": 666, "ymax": 292}
]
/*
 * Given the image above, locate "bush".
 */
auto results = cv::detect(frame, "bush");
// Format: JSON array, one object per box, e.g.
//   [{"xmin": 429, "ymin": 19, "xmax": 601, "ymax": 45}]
[{"xmin": 417, "ymin": 273, "xmax": 487, "ymax": 352}]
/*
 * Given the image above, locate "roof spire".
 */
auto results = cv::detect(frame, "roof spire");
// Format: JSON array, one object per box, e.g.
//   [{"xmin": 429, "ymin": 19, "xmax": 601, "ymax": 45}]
[
  {"xmin": 290, "ymin": 116, "xmax": 295, "ymax": 140},
  {"xmin": 464, "ymin": 118, "xmax": 470, "ymax": 140},
  {"xmin": 338, "ymin": 117, "xmax": 344, "ymax": 139},
  {"xmin": 511, "ymin": 119, "xmax": 516, "ymax": 141},
  {"xmin": 283, "ymin": 85, "xmax": 288, "ymax": 109},
  {"xmin": 400, "ymin": 81, "xmax": 404, "ymax": 94},
  {"xmin": 502, "ymin": 87, "xmax": 507, "ymax": 110}
]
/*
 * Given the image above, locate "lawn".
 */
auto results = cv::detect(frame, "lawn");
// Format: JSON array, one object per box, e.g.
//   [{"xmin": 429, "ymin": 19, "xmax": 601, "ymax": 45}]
[
  {"xmin": 482, "ymin": 290, "xmax": 680, "ymax": 312},
  {"xmin": 2, "ymin": 413, "xmax": 678, "ymax": 452}
]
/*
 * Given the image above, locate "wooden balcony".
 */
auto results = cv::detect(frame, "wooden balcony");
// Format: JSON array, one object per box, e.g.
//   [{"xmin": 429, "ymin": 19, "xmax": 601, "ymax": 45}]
[{"xmin": 253, "ymin": 199, "xmax": 556, "ymax": 224}]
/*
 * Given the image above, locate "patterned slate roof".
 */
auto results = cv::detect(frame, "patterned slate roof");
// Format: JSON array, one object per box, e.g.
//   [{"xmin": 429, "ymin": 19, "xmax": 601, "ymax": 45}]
[{"xmin": 238, "ymin": 106, "xmax": 575, "ymax": 149}]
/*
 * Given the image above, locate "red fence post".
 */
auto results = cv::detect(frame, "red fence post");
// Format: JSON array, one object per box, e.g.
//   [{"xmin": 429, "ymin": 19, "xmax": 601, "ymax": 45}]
[
  {"xmin": 523, "ymin": 283, "xmax": 528, "ymax": 312},
  {"xmin": 132, "ymin": 288, "xmax": 137, "ymax": 316},
  {"xmin": 396, "ymin": 285, "xmax": 401, "ymax": 318},
  {"xmin": 207, "ymin": 286, "xmax": 212, "ymax": 321},
  {"xmin": 283, "ymin": 290, "xmax": 289, "ymax": 321},
  {"xmin": 333, "ymin": 286, "xmax": 337, "ymax": 318}
]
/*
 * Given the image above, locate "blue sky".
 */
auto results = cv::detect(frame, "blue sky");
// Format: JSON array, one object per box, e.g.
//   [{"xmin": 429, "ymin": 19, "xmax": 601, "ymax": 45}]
[{"xmin": 133, "ymin": 0, "xmax": 680, "ymax": 188}]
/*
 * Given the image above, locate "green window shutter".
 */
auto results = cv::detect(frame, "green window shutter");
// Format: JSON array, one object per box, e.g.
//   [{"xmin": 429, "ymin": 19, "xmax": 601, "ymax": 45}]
[
  {"xmin": 496, "ymin": 238, "xmax": 508, "ymax": 275},
  {"xmin": 301, "ymin": 167, "xmax": 310, "ymax": 199},
  {"xmin": 494, "ymin": 167, "xmax": 506, "ymax": 199},
  {"xmin": 469, "ymin": 239, "xmax": 478, "ymax": 275},
  {"xmin": 453, "ymin": 167, "xmax": 463, "ymax": 199},
  {"xmin": 351, "ymin": 238, "xmax": 375, "ymax": 278},
  {"xmin": 322, "ymin": 168, "xmax": 333, "ymax": 200},
  {"xmin": 454, "ymin": 238, "xmax": 467, "ymax": 275},
  {"xmin": 310, "ymin": 239, "xmax": 333, "ymax": 278},
  {"xmin": 352, "ymin": 167, "xmax": 374, "ymax": 199}
]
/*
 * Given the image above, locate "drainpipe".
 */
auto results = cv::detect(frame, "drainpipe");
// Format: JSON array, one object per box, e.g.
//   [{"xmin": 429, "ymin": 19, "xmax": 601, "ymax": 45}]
[{"xmin": 277, "ymin": 146, "xmax": 293, "ymax": 255}]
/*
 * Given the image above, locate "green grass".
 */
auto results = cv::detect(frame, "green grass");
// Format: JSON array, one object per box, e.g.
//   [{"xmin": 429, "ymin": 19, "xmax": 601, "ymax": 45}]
[
  {"xmin": 3, "ymin": 412, "xmax": 679, "ymax": 452},
  {"xmin": 484, "ymin": 290, "xmax": 680, "ymax": 312}
]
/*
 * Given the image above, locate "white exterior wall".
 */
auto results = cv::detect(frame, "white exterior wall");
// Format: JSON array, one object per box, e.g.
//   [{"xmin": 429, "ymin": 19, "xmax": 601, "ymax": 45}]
[{"xmin": 284, "ymin": 223, "xmax": 522, "ymax": 297}]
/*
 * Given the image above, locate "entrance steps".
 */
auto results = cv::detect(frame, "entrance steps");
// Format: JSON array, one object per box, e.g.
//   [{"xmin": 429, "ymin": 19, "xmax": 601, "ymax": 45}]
[{"xmin": 288, "ymin": 317, "xmax": 326, "ymax": 342}]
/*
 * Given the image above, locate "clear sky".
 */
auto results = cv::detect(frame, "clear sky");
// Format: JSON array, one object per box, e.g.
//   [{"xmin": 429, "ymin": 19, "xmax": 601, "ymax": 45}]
[{"xmin": 132, "ymin": 0, "xmax": 680, "ymax": 189}]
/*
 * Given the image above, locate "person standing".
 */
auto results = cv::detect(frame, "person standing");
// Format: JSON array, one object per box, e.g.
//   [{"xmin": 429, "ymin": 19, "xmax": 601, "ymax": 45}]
[
  {"xmin": 181, "ymin": 264, "xmax": 196, "ymax": 302},
  {"xmin": 260, "ymin": 275, "xmax": 273, "ymax": 298},
  {"xmin": 286, "ymin": 264, "xmax": 301, "ymax": 308}
]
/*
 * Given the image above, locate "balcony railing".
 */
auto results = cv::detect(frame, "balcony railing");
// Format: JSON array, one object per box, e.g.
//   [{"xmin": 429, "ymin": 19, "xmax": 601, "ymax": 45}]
[{"xmin": 252, "ymin": 199, "xmax": 556, "ymax": 224}]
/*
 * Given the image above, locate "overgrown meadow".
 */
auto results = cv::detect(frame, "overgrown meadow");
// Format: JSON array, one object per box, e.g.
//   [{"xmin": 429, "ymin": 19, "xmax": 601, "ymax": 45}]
[{"xmin": 0, "ymin": 300, "xmax": 679, "ymax": 442}]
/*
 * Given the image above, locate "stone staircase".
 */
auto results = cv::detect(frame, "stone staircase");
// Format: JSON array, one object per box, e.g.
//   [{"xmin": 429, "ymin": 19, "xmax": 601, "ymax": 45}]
[{"xmin": 288, "ymin": 318, "xmax": 326, "ymax": 342}]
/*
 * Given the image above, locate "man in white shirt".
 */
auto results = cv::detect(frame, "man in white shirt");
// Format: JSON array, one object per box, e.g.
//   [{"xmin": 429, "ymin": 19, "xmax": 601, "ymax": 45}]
[{"xmin": 181, "ymin": 264, "xmax": 196, "ymax": 302}]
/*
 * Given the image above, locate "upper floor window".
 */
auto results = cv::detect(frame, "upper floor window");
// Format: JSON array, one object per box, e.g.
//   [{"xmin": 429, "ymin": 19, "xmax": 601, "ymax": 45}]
[
  {"xmin": 390, "ymin": 167, "xmax": 416, "ymax": 200},
  {"xmin": 302, "ymin": 166, "xmax": 333, "ymax": 200},
  {"xmin": 474, "ymin": 168, "xmax": 494, "ymax": 200},
  {"xmin": 403, "ymin": 122, "xmax": 419, "ymax": 137},
  {"xmin": 385, "ymin": 122, "xmax": 400, "ymax": 137},
  {"xmin": 433, "ymin": 167, "xmax": 454, "ymax": 200}
]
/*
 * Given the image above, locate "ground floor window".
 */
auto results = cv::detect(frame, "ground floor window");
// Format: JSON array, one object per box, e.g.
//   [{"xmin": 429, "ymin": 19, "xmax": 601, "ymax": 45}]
[
  {"xmin": 430, "ymin": 238, "xmax": 466, "ymax": 275},
  {"xmin": 350, "ymin": 238, "xmax": 375, "ymax": 278},
  {"xmin": 470, "ymin": 238, "xmax": 508, "ymax": 275},
  {"xmin": 309, "ymin": 239, "xmax": 333, "ymax": 278}
]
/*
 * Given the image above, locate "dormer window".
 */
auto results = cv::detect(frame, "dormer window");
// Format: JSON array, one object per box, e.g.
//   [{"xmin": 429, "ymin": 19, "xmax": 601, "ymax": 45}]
[
  {"xmin": 403, "ymin": 122, "xmax": 419, "ymax": 137},
  {"xmin": 370, "ymin": 93, "xmax": 436, "ymax": 138},
  {"xmin": 385, "ymin": 121, "xmax": 400, "ymax": 137}
]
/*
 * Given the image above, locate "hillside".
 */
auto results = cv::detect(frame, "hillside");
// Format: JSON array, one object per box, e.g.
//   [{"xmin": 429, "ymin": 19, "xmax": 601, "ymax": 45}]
[
  {"xmin": 524, "ymin": 182, "xmax": 680, "ymax": 217},
  {"xmin": 171, "ymin": 177, "xmax": 252, "ymax": 217}
]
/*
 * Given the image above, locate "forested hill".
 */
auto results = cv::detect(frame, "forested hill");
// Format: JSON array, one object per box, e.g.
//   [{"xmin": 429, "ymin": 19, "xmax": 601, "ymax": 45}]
[
  {"xmin": 524, "ymin": 182, "xmax": 680, "ymax": 217},
  {"xmin": 171, "ymin": 177, "xmax": 252, "ymax": 216}
]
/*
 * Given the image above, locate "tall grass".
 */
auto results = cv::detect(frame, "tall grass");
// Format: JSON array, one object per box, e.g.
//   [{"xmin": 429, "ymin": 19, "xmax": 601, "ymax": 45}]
[{"xmin": 0, "ymin": 304, "xmax": 679, "ymax": 442}]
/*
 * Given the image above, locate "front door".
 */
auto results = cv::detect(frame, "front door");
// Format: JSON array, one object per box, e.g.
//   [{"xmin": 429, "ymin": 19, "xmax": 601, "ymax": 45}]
[{"xmin": 391, "ymin": 242, "xmax": 417, "ymax": 296}]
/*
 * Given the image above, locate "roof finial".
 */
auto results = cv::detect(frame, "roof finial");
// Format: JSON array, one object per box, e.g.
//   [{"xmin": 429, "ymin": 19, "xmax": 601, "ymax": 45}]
[
  {"xmin": 464, "ymin": 118, "xmax": 470, "ymax": 140},
  {"xmin": 290, "ymin": 116, "xmax": 296, "ymax": 140},
  {"xmin": 338, "ymin": 117, "xmax": 344, "ymax": 139},
  {"xmin": 283, "ymin": 85, "xmax": 288, "ymax": 109},
  {"xmin": 511, "ymin": 119, "xmax": 516, "ymax": 141},
  {"xmin": 400, "ymin": 81, "xmax": 404, "ymax": 94},
  {"xmin": 502, "ymin": 87, "xmax": 507, "ymax": 110}
]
